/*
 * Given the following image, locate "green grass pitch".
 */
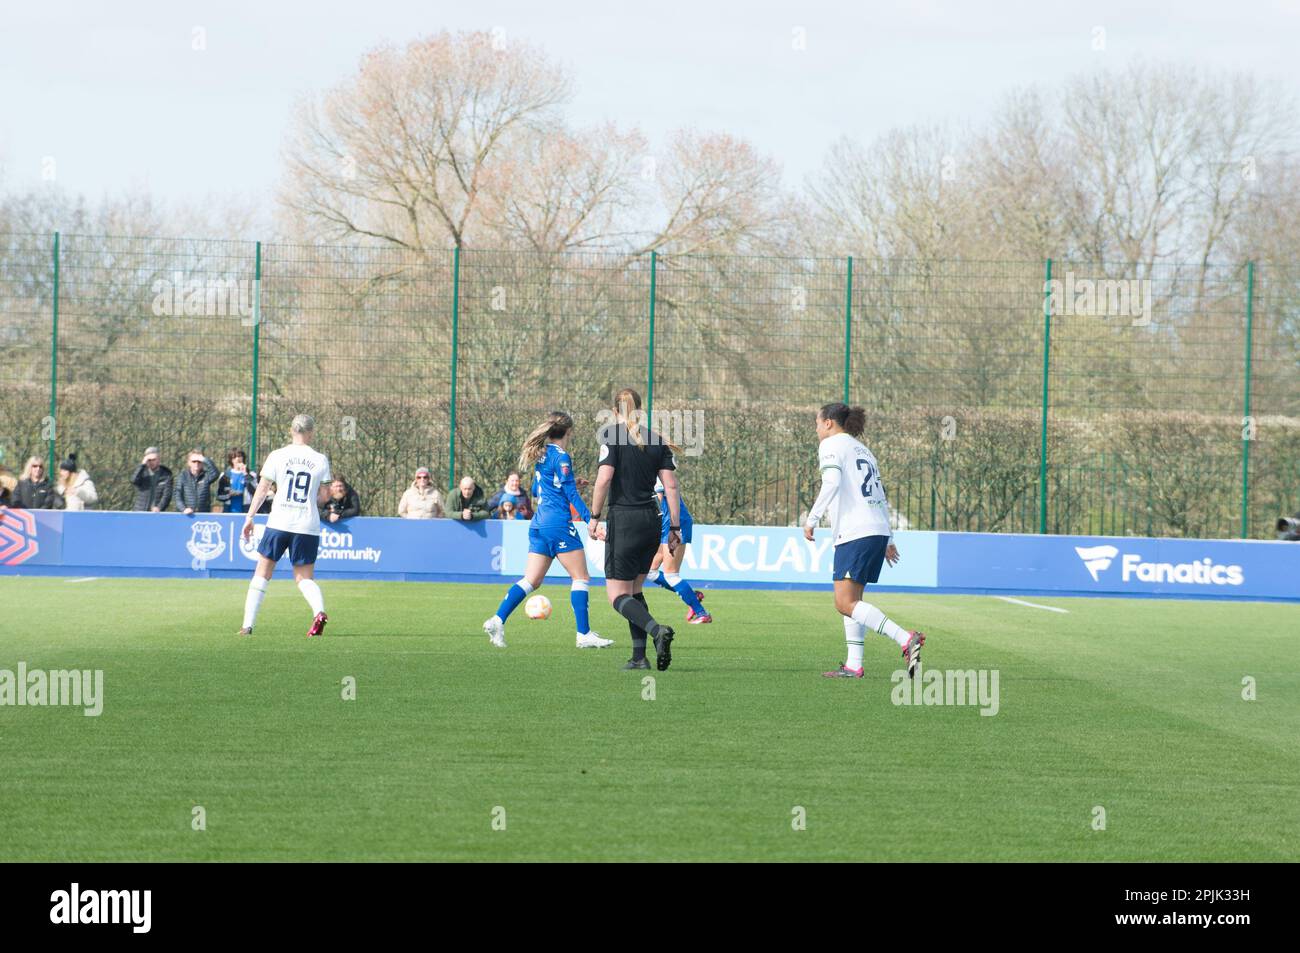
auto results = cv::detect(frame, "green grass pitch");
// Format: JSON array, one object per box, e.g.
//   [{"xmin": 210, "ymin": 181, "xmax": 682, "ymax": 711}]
[{"xmin": 1, "ymin": 576, "xmax": 1296, "ymax": 861}]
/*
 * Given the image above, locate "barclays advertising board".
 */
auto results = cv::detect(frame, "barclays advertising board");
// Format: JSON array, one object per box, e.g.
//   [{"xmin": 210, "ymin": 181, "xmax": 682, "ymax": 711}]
[{"xmin": 499, "ymin": 521, "xmax": 939, "ymax": 589}]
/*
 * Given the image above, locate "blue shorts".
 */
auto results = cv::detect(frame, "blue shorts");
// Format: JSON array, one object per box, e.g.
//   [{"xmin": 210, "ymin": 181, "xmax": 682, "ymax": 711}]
[
  {"xmin": 257, "ymin": 527, "xmax": 320, "ymax": 566},
  {"xmin": 529, "ymin": 520, "xmax": 583, "ymax": 558},
  {"xmin": 832, "ymin": 535, "xmax": 887, "ymax": 584},
  {"xmin": 659, "ymin": 507, "xmax": 693, "ymax": 545}
]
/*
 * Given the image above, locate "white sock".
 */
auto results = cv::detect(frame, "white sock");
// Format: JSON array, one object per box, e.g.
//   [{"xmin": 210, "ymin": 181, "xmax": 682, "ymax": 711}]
[
  {"xmin": 297, "ymin": 578, "xmax": 325, "ymax": 615},
  {"xmin": 843, "ymin": 616, "xmax": 866, "ymax": 669},
  {"xmin": 850, "ymin": 601, "xmax": 910, "ymax": 647},
  {"xmin": 243, "ymin": 576, "xmax": 269, "ymax": 629}
]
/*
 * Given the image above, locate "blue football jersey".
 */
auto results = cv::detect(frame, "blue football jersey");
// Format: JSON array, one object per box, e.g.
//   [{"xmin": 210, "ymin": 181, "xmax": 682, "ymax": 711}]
[
  {"xmin": 655, "ymin": 478, "xmax": 690, "ymax": 524},
  {"xmin": 534, "ymin": 444, "xmax": 589, "ymax": 527}
]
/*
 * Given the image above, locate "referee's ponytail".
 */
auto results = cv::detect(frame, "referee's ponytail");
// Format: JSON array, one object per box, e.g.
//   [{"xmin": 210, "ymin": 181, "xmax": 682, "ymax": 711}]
[
  {"xmin": 819, "ymin": 401, "xmax": 867, "ymax": 438},
  {"xmin": 614, "ymin": 387, "xmax": 646, "ymax": 449}
]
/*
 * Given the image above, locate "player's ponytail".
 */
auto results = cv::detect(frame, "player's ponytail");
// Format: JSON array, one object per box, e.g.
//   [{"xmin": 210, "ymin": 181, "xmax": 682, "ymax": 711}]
[
  {"xmin": 819, "ymin": 401, "xmax": 867, "ymax": 438},
  {"xmin": 614, "ymin": 387, "xmax": 646, "ymax": 450},
  {"xmin": 519, "ymin": 411, "xmax": 575, "ymax": 470}
]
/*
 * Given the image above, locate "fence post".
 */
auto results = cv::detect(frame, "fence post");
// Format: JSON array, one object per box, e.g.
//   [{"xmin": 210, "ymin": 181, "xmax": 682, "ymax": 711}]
[
  {"xmin": 448, "ymin": 245, "xmax": 461, "ymax": 493},
  {"xmin": 843, "ymin": 256, "xmax": 853, "ymax": 403},
  {"xmin": 48, "ymin": 231, "xmax": 60, "ymax": 475},
  {"xmin": 250, "ymin": 241, "xmax": 262, "ymax": 466},
  {"xmin": 647, "ymin": 250, "xmax": 657, "ymax": 421},
  {"xmin": 1241, "ymin": 260, "xmax": 1255, "ymax": 538},
  {"xmin": 1038, "ymin": 258, "xmax": 1053, "ymax": 534}
]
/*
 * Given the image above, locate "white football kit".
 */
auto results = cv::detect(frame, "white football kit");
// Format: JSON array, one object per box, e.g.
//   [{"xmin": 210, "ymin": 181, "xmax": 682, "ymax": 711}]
[
  {"xmin": 260, "ymin": 444, "xmax": 331, "ymax": 536},
  {"xmin": 805, "ymin": 432, "xmax": 892, "ymax": 545}
]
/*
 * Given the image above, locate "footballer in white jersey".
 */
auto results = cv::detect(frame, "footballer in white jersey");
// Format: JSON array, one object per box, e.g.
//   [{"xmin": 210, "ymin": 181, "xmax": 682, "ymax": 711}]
[
  {"xmin": 237, "ymin": 414, "xmax": 334, "ymax": 639},
  {"xmin": 811, "ymin": 431, "xmax": 893, "ymax": 545},
  {"xmin": 261, "ymin": 443, "xmax": 331, "ymax": 536},
  {"xmin": 804, "ymin": 402, "xmax": 926, "ymax": 680}
]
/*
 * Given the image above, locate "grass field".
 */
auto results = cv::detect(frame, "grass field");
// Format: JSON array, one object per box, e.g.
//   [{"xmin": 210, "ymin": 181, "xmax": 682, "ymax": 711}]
[{"xmin": 1, "ymin": 576, "xmax": 1297, "ymax": 861}]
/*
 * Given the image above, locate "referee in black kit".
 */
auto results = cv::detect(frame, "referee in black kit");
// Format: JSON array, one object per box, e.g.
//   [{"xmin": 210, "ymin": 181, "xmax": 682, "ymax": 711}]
[{"xmin": 588, "ymin": 387, "xmax": 681, "ymax": 671}]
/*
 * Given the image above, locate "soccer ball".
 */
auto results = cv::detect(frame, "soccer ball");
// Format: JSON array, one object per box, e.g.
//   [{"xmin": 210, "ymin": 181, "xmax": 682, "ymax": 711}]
[{"xmin": 524, "ymin": 595, "xmax": 552, "ymax": 620}]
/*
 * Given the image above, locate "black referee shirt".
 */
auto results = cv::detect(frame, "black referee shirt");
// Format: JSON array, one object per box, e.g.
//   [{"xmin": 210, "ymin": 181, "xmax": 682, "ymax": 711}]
[{"xmin": 597, "ymin": 422, "xmax": 675, "ymax": 508}]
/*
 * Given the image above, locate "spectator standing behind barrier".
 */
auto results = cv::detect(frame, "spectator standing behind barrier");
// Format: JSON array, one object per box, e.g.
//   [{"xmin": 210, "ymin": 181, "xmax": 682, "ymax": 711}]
[
  {"xmin": 132, "ymin": 447, "xmax": 174, "ymax": 511},
  {"xmin": 174, "ymin": 451, "xmax": 220, "ymax": 515},
  {"xmin": 450, "ymin": 476, "xmax": 490, "ymax": 522},
  {"xmin": 398, "ymin": 467, "xmax": 444, "ymax": 519},
  {"xmin": 55, "ymin": 453, "xmax": 97, "ymax": 510},
  {"xmin": 324, "ymin": 476, "xmax": 361, "ymax": 523},
  {"xmin": 217, "ymin": 449, "xmax": 258, "ymax": 513},
  {"xmin": 489, "ymin": 471, "xmax": 533, "ymax": 520},
  {"xmin": 498, "ymin": 498, "xmax": 520, "ymax": 520},
  {"xmin": 14, "ymin": 457, "xmax": 64, "ymax": 509},
  {"xmin": 0, "ymin": 467, "xmax": 15, "ymax": 506}
]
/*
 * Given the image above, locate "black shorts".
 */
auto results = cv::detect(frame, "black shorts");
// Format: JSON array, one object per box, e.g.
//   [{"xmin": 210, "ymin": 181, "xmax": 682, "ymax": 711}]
[{"xmin": 604, "ymin": 505, "xmax": 661, "ymax": 581}]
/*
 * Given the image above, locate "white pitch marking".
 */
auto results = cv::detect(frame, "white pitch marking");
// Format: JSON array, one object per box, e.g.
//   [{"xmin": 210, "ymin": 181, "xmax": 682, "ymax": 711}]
[
  {"xmin": 996, "ymin": 596, "xmax": 1069, "ymax": 614},
  {"xmin": 65, "ymin": 577, "xmax": 100, "ymax": 583}
]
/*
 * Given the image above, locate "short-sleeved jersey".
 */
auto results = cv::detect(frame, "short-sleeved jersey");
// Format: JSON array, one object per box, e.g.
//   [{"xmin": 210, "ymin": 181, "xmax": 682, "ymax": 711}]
[
  {"xmin": 654, "ymin": 477, "xmax": 691, "ymax": 525},
  {"xmin": 260, "ymin": 443, "xmax": 331, "ymax": 536},
  {"xmin": 816, "ymin": 432, "xmax": 891, "ymax": 544},
  {"xmin": 534, "ymin": 444, "xmax": 589, "ymax": 527},
  {"xmin": 597, "ymin": 423, "xmax": 675, "ymax": 509}
]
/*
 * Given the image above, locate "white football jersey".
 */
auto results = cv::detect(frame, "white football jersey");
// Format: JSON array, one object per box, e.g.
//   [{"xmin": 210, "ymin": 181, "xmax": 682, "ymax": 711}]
[
  {"xmin": 261, "ymin": 444, "xmax": 331, "ymax": 536},
  {"xmin": 813, "ymin": 432, "xmax": 892, "ymax": 544}
]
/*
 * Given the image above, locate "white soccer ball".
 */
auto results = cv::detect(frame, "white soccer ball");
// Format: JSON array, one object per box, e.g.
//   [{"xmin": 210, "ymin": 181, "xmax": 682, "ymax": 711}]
[{"xmin": 524, "ymin": 595, "xmax": 552, "ymax": 620}]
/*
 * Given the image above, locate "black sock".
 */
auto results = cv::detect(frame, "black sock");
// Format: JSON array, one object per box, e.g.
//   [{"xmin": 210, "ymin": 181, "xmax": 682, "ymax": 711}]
[
  {"xmin": 628, "ymin": 593, "xmax": 650, "ymax": 660},
  {"xmin": 614, "ymin": 593, "xmax": 661, "ymax": 656}
]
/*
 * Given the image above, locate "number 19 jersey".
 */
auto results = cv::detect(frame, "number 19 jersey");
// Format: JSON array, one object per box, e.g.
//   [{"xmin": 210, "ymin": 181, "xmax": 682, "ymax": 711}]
[
  {"xmin": 818, "ymin": 432, "xmax": 892, "ymax": 544},
  {"xmin": 261, "ymin": 444, "xmax": 331, "ymax": 536}
]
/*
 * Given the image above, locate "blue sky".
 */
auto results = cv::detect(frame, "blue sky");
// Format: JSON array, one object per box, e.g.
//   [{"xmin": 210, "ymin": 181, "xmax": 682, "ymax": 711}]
[{"xmin": 2, "ymin": 0, "xmax": 1297, "ymax": 227}]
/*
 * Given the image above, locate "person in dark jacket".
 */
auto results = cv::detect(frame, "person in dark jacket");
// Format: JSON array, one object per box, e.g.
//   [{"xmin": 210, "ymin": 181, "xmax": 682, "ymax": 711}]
[
  {"xmin": 132, "ymin": 447, "xmax": 174, "ymax": 511},
  {"xmin": 323, "ymin": 477, "xmax": 361, "ymax": 523},
  {"xmin": 216, "ymin": 448, "xmax": 258, "ymax": 514},
  {"xmin": 173, "ymin": 450, "xmax": 220, "ymax": 514},
  {"xmin": 13, "ymin": 457, "xmax": 64, "ymax": 509},
  {"xmin": 450, "ymin": 476, "xmax": 490, "ymax": 522}
]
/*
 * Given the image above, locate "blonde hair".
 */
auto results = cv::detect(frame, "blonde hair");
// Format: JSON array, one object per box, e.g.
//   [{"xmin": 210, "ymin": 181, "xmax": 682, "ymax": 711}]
[
  {"xmin": 614, "ymin": 387, "xmax": 646, "ymax": 450},
  {"xmin": 23, "ymin": 456, "xmax": 44, "ymax": 481},
  {"xmin": 519, "ymin": 411, "xmax": 574, "ymax": 470}
]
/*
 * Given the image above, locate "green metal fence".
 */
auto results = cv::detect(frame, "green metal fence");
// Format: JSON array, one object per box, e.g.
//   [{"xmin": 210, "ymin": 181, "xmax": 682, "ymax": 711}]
[{"xmin": 1, "ymin": 232, "xmax": 1297, "ymax": 537}]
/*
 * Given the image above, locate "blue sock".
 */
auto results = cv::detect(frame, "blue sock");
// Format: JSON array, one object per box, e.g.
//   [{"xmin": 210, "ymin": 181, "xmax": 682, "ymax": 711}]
[
  {"xmin": 672, "ymin": 580, "xmax": 706, "ymax": 616},
  {"xmin": 651, "ymin": 569, "xmax": 674, "ymax": 591},
  {"xmin": 495, "ymin": 581, "xmax": 531, "ymax": 622},
  {"xmin": 570, "ymin": 583, "xmax": 590, "ymax": 635}
]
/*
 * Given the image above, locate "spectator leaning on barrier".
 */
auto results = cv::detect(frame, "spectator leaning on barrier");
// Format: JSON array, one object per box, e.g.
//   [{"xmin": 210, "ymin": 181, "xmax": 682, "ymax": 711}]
[
  {"xmin": 132, "ymin": 447, "xmax": 174, "ymax": 511},
  {"xmin": 56, "ymin": 453, "xmax": 97, "ymax": 511},
  {"xmin": 398, "ymin": 467, "xmax": 444, "ymax": 519},
  {"xmin": 174, "ymin": 450, "xmax": 220, "ymax": 515},
  {"xmin": 324, "ymin": 476, "xmax": 361, "ymax": 523},
  {"xmin": 14, "ymin": 456, "xmax": 64, "ymax": 509},
  {"xmin": 450, "ymin": 476, "xmax": 490, "ymax": 522},
  {"xmin": 217, "ymin": 448, "xmax": 258, "ymax": 514}
]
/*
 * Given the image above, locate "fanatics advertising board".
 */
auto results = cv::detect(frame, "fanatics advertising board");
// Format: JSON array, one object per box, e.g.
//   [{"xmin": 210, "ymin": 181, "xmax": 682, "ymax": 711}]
[{"xmin": 1, "ymin": 509, "xmax": 1296, "ymax": 602}]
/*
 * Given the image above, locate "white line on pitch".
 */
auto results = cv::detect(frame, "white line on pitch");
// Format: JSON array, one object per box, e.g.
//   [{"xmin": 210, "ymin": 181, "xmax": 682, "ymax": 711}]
[
  {"xmin": 995, "ymin": 596, "xmax": 1069, "ymax": 613},
  {"xmin": 65, "ymin": 577, "xmax": 100, "ymax": 583}
]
